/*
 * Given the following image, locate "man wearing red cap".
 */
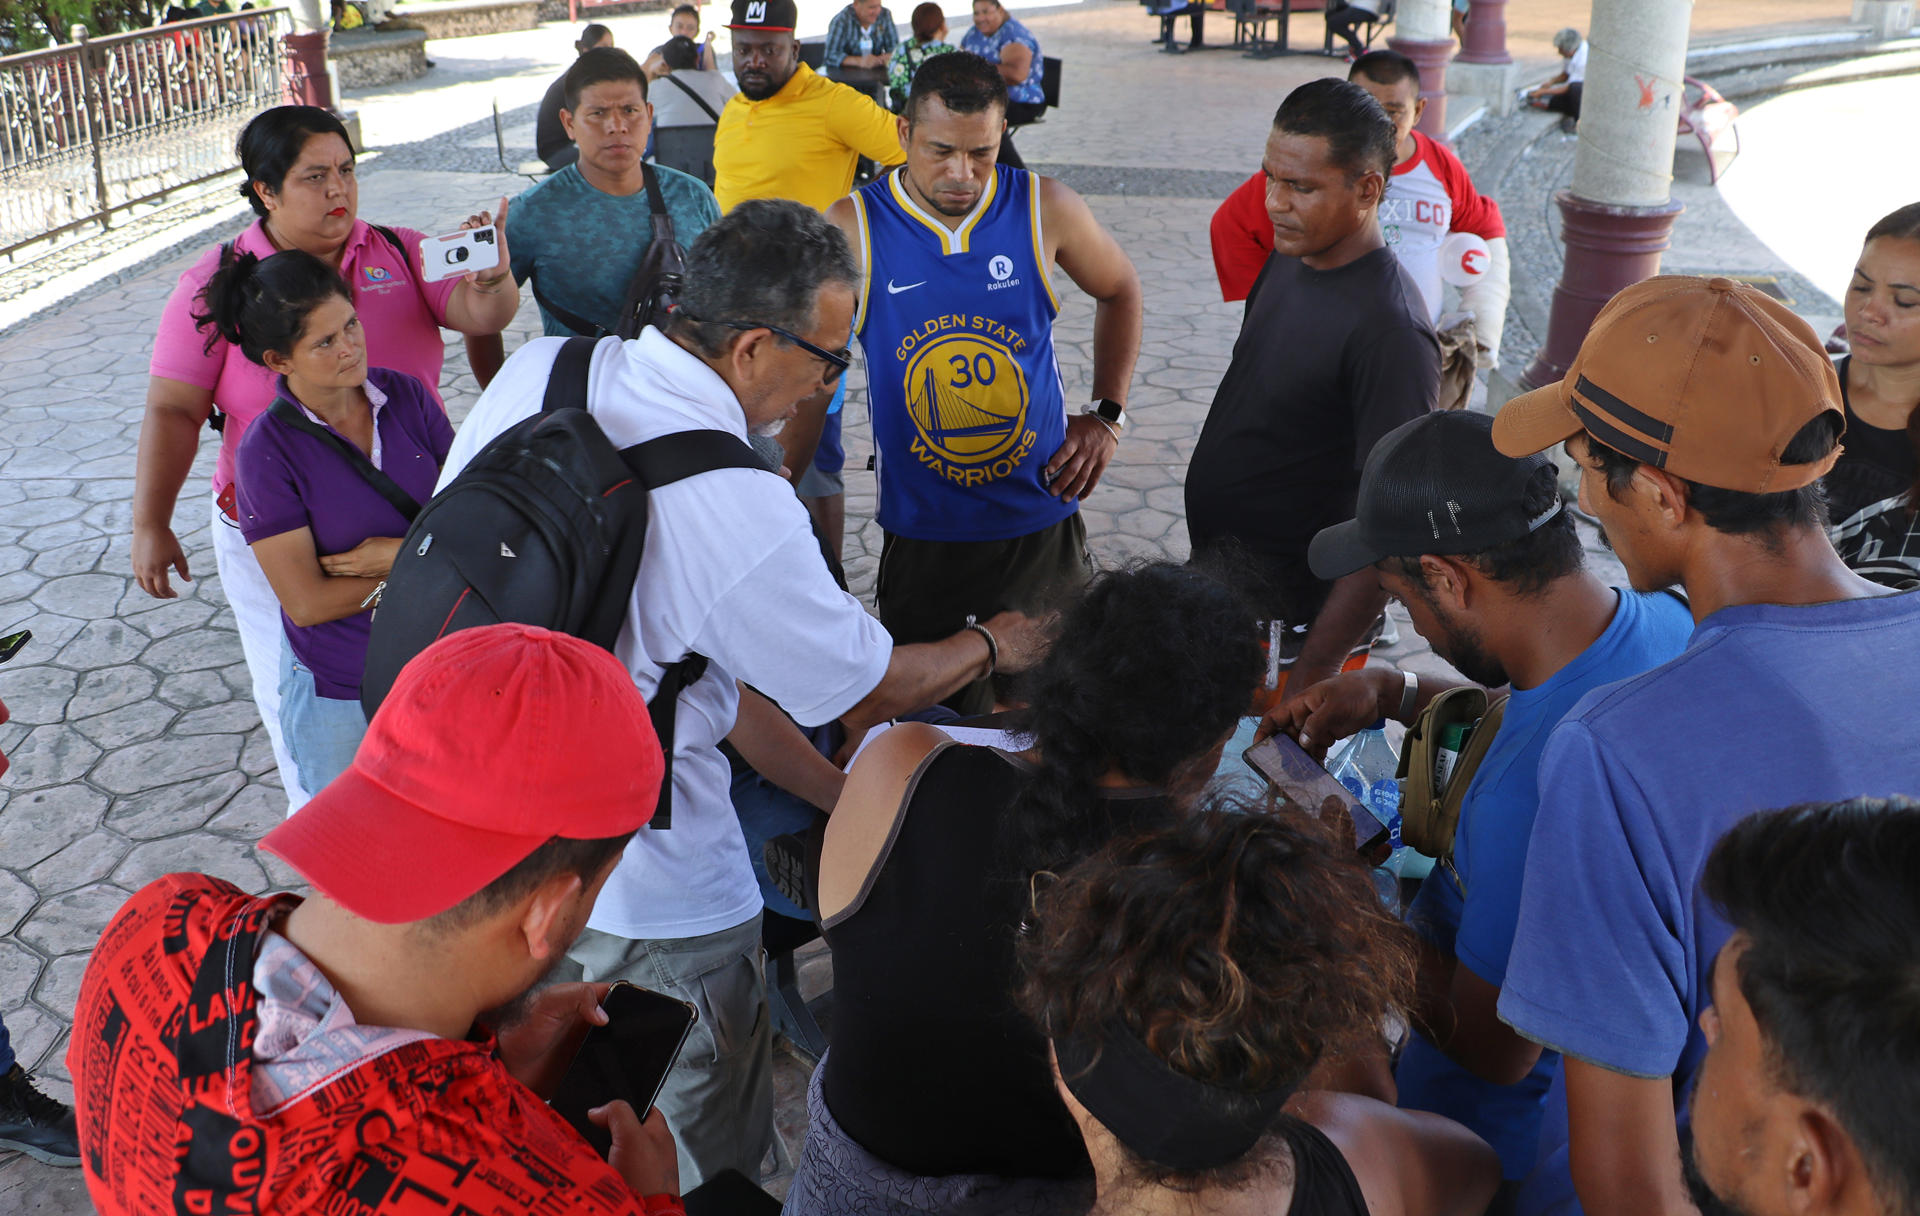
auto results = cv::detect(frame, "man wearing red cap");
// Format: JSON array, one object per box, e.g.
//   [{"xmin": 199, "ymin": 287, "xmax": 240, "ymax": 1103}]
[
  {"xmin": 67, "ymin": 625, "xmax": 688, "ymax": 1216},
  {"xmin": 1486, "ymin": 276, "xmax": 1920, "ymax": 1216}
]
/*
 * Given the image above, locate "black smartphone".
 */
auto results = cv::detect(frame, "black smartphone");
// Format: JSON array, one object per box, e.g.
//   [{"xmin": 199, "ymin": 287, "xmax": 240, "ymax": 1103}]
[
  {"xmin": 549, "ymin": 982, "xmax": 698, "ymax": 1158},
  {"xmin": 0, "ymin": 630, "xmax": 30, "ymax": 664},
  {"xmin": 1244, "ymin": 733, "xmax": 1391, "ymax": 862}
]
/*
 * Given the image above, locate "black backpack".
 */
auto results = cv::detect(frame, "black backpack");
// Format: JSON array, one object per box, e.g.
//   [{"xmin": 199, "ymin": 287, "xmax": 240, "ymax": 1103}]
[
  {"xmin": 528, "ymin": 165, "xmax": 687, "ymax": 340},
  {"xmin": 359, "ymin": 335, "xmax": 763, "ymax": 827}
]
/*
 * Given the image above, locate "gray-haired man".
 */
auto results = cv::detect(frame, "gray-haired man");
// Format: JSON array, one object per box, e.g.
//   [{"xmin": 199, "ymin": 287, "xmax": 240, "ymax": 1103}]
[{"xmin": 441, "ymin": 200, "xmax": 1043, "ymax": 1186}]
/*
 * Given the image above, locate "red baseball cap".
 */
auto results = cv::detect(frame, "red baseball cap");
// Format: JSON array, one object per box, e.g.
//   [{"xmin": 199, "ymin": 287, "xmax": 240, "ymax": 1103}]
[{"xmin": 262, "ymin": 624, "xmax": 663, "ymax": 924}]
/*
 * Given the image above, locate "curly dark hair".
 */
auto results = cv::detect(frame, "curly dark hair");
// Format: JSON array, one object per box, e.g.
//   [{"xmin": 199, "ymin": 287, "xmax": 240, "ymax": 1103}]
[
  {"xmin": 1017, "ymin": 801, "xmax": 1418, "ymax": 1188},
  {"xmin": 998, "ymin": 560, "xmax": 1261, "ymax": 881}
]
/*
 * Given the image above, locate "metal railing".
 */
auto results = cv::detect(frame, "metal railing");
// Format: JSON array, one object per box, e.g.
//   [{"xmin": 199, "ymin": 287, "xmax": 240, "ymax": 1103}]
[{"xmin": 0, "ymin": 8, "xmax": 291, "ymax": 259}]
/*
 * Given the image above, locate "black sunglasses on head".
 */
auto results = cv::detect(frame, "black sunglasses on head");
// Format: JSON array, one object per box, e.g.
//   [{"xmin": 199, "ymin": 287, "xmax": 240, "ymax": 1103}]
[{"xmin": 683, "ymin": 314, "xmax": 852, "ymax": 382}]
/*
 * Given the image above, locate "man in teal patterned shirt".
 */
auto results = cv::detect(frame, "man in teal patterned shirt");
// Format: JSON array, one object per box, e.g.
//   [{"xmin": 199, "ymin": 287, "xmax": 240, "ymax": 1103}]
[{"xmin": 508, "ymin": 48, "xmax": 721, "ymax": 337}]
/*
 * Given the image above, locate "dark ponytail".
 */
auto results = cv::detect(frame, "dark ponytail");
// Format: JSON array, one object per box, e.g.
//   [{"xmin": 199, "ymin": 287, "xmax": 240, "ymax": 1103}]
[
  {"xmin": 194, "ymin": 247, "xmax": 352, "ymax": 365},
  {"xmin": 998, "ymin": 560, "xmax": 1263, "ymax": 881}
]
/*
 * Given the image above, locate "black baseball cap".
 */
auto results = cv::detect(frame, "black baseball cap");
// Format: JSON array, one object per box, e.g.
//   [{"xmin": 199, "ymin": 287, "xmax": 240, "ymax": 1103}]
[
  {"xmin": 1308, "ymin": 411, "xmax": 1563, "ymax": 581},
  {"xmin": 729, "ymin": 0, "xmax": 797, "ymax": 30}
]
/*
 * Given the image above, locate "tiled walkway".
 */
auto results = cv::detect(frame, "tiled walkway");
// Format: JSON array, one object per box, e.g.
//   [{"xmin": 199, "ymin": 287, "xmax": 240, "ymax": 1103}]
[{"xmin": 0, "ymin": 0, "xmax": 1878, "ymax": 1207}]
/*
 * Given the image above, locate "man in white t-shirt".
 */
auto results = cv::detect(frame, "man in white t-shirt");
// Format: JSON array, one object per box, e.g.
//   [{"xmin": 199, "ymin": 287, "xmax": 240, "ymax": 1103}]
[
  {"xmin": 1526, "ymin": 27, "xmax": 1586, "ymax": 126},
  {"xmin": 1208, "ymin": 50, "xmax": 1511, "ymax": 369},
  {"xmin": 439, "ymin": 199, "xmax": 1040, "ymax": 1189}
]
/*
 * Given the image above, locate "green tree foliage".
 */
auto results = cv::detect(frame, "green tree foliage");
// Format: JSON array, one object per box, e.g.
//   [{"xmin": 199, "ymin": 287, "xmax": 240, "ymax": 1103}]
[{"xmin": 2, "ymin": 0, "xmax": 172, "ymax": 52}]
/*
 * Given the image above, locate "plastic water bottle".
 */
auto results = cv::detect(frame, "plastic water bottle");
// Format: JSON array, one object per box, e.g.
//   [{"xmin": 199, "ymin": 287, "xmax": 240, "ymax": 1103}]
[{"xmin": 1328, "ymin": 720, "xmax": 1405, "ymax": 911}]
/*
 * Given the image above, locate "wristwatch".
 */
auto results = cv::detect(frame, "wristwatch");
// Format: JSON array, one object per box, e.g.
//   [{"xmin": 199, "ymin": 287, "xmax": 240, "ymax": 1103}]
[{"xmin": 1080, "ymin": 398, "xmax": 1127, "ymax": 432}]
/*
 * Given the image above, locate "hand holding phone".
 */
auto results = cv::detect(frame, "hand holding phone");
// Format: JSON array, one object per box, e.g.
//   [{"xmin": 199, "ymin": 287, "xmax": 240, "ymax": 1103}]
[
  {"xmin": 1244, "ymin": 733, "xmax": 1390, "ymax": 862},
  {"xmin": 594, "ymin": 1102, "xmax": 680, "ymax": 1200},
  {"xmin": 422, "ymin": 225, "xmax": 502, "ymax": 284},
  {"xmin": 549, "ymin": 983, "xmax": 698, "ymax": 1159}
]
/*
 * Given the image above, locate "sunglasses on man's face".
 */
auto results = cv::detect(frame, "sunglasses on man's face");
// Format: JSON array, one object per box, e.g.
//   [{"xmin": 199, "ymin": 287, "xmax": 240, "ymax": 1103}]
[{"xmin": 686, "ymin": 315, "xmax": 852, "ymax": 383}]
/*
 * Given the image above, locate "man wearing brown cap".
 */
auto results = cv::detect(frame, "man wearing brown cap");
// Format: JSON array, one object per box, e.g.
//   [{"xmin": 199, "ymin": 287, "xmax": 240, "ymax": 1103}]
[
  {"xmin": 1486, "ymin": 276, "xmax": 1920, "ymax": 1216},
  {"xmin": 68, "ymin": 625, "xmax": 688, "ymax": 1216}
]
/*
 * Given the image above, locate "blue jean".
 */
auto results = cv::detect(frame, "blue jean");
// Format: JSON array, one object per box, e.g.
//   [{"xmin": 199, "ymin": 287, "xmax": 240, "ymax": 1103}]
[
  {"xmin": 0, "ymin": 1010, "xmax": 14, "ymax": 1074},
  {"xmin": 730, "ymin": 768, "xmax": 824, "ymax": 921},
  {"xmin": 277, "ymin": 637, "xmax": 367, "ymax": 797}
]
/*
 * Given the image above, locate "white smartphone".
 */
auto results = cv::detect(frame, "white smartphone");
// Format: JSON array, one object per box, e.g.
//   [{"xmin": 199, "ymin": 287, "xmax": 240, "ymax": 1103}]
[{"xmin": 420, "ymin": 226, "xmax": 501, "ymax": 283}]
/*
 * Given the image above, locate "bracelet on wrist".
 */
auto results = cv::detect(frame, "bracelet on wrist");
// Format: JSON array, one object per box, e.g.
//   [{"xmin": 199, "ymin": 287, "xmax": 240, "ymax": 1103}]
[
  {"xmin": 1394, "ymin": 668, "xmax": 1418, "ymax": 721},
  {"xmin": 962, "ymin": 613, "xmax": 998, "ymax": 678}
]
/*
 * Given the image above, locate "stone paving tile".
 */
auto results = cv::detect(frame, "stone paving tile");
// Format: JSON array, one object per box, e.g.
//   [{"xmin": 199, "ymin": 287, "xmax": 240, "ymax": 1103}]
[{"xmin": 0, "ymin": 0, "xmax": 1846, "ymax": 1205}]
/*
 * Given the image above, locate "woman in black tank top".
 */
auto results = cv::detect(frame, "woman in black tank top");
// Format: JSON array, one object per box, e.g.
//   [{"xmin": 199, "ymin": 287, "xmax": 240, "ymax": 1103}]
[
  {"xmin": 1018, "ymin": 808, "xmax": 1502, "ymax": 1216},
  {"xmin": 785, "ymin": 563, "xmax": 1263, "ymax": 1216}
]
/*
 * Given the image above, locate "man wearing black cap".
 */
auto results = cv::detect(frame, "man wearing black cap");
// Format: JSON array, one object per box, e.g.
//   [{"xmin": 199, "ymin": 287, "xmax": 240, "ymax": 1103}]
[
  {"xmin": 1262, "ymin": 409, "xmax": 1692, "ymax": 1203},
  {"xmin": 713, "ymin": 0, "xmax": 905, "ymax": 214}
]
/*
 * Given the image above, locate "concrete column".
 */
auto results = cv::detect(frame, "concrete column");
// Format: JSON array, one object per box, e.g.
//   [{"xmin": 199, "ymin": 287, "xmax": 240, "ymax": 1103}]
[
  {"xmin": 1852, "ymin": 0, "xmax": 1915, "ymax": 39},
  {"xmin": 283, "ymin": 0, "xmax": 338, "ymax": 114},
  {"xmin": 1388, "ymin": 0, "xmax": 1452, "ymax": 139},
  {"xmin": 1456, "ymin": 0, "xmax": 1508, "ymax": 61},
  {"xmin": 1522, "ymin": 0, "xmax": 1693, "ymax": 387},
  {"xmin": 1451, "ymin": 0, "xmax": 1518, "ymax": 117}
]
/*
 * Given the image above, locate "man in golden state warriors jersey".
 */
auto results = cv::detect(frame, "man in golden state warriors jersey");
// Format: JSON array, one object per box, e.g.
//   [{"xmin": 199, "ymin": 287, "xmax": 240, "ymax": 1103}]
[{"xmin": 827, "ymin": 52, "xmax": 1142, "ymax": 713}]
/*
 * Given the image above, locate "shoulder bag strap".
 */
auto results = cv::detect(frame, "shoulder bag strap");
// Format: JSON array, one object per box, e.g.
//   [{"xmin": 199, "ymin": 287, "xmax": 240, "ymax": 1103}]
[
  {"xmin": 642, "ymin": 163, "xmax": 677, "ymax": 244},
  {"xmin": 663, "ymin": 73, "xmax": 723, "ymax": 124},
  {"xmin": 541, "ymin": 335, "xmax": 604, "ymax": 413},
  {"xmin": 529, "ymin": 278, "xmax": 608, "ymax": 338},
  {"xmin": 368, "ymin": 223, "xmax": 420, "ymax": 281},
  {"xmin": 265, "ymin": 398, "xmax": 421, "ymax": 523}
]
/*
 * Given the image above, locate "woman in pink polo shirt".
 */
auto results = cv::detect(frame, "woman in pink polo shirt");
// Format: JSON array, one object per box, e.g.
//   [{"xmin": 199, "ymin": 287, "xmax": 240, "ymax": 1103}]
[{"xmin": 130, "ymin": 104, "xmax": 518, "ymax": 812}]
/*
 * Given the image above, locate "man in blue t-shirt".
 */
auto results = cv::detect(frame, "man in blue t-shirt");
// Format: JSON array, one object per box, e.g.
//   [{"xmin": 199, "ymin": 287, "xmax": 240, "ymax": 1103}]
[
  {"xmin": 1267, "ymin": 410, "xmax": 1692, "ymax": 1201},
  {"xmin": 507, "ymin": 48, "xmax": 721, "ymax": 338},
  {"xmin": 1488, "ymin": 275, "xmax": 1920, "ymax": 1216}
]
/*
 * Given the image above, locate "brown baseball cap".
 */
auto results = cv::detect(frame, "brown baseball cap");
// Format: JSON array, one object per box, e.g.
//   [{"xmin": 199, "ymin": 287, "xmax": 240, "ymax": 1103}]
[{"xmin": 1492, "ymin": 275, "xmax": 1845, "ymax": 493}]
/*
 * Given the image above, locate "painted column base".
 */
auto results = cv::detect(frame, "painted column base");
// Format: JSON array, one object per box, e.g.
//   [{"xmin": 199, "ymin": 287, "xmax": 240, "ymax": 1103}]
[
  {"xmin": 1388, "ymin": 35, "xmax": 1453, "ymax": 140},
  {"xmin": 1449, "ymin": 60, "xmax": 1518, "ymax": 117},
  {"xmin": 1522, "ymin": 191, "xmax": 1685, "ymax": 389}
]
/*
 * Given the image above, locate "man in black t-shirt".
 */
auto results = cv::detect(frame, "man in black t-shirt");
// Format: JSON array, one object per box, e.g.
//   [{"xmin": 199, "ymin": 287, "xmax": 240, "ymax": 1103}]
[{"xmin": 1185, "ymin": 78, "xmax": 1439, "ymax": 697}]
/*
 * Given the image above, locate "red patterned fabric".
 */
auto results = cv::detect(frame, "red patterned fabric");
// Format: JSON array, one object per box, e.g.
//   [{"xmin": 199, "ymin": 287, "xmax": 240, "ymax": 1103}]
[{"xmin": 68, "ymin": 874, "xmax": 682, "ymax": 1216}]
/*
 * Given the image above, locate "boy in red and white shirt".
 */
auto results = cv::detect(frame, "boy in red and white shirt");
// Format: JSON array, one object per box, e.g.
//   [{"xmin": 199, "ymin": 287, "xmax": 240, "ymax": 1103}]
[{"xmin": 1211, "ymin": 51, "xmax": 1511, "ymax": 368}]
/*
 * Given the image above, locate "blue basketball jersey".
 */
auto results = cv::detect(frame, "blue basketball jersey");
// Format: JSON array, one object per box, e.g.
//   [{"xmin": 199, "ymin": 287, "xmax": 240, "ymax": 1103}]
[{"xmin": 853, "ymin": 164, "xmax": 1075, "ymax": 543}]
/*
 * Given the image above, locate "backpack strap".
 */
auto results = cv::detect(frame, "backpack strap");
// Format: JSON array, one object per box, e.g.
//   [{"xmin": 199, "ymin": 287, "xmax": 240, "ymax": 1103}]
[
  {"xmin": 265, "ymin": 398, "xmax": 422, "ymax": 524},
  {"xmin": 623, "ymin": 429, "xmax": 765, "ymax": 486},
  {"xmin": 662, "ymin": 73, "xmax": 723, "ymax": 123},
  {"xmin": 621, "ymin": 430, "xmax": 765, "ymax": 830},
  {"xmin": 541, "ymin": 335, "xmax": 605, "ymax": 413}
]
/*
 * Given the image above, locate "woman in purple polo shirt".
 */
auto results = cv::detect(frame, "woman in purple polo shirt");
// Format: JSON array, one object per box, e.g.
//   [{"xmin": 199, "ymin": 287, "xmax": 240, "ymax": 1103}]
[
  {"xmin": 200, "ymin": 250, "xmax": 454, "ymax": 795},
  {"xmin": 131, "ymin": 105, "xmax": 516, "ymax": 812}
]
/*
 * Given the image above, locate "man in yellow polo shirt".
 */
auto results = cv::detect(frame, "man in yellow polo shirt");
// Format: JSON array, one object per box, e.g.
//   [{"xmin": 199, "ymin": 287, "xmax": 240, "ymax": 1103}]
[
  {"xmin": 716, "ymin": 0, "xmax": 906, "ymax": 573},
  {"xmin": 715, "ymin": 0, "xmax": 906, "ymax": 213}
]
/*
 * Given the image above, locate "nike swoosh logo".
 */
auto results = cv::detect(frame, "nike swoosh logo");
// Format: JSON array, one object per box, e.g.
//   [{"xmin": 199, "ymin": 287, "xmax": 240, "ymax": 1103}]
[{"xmin": 886, "ymin": 279, "xmax": 926, "ymax": 294}]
